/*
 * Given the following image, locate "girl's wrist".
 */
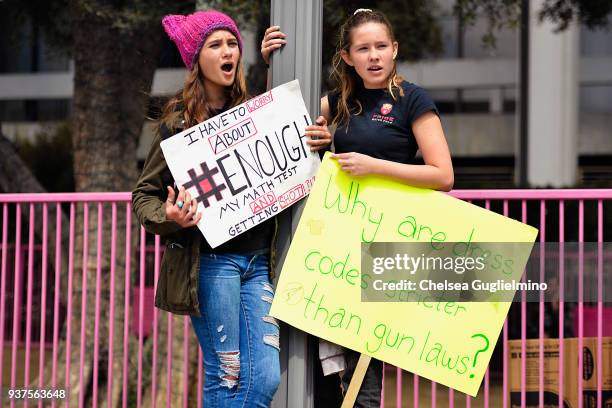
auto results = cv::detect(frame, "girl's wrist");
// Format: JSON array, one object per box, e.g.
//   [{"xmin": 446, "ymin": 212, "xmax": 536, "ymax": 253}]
[{"xmin": 369, "ymin": 157, "xmax": 383, "ymax": 176}]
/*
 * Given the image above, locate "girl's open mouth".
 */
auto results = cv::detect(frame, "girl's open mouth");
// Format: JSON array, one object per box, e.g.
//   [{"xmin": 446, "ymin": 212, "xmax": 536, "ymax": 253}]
[{"xmin": 221, "ymin": 63, "xmax": 234, "ymax": 73}]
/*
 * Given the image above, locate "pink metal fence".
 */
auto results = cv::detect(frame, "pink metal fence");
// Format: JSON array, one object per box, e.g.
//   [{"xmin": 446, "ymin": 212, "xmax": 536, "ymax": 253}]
[{"xmin": 0, "ymin": 190, "xmax": 610, "ymax": 407}]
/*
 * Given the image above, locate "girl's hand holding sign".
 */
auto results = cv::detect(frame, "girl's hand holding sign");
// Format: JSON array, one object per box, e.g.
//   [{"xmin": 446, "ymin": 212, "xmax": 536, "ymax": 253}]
[{"xmin": 165, "ymin": 185, "xmax": 202, "ymax": 228}]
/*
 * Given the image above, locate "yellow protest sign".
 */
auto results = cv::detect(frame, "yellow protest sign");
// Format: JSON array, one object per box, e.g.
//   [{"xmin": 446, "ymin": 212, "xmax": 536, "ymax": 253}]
[{"xmin": 270, "ymin": 153, "xmax": 538, "ymax": 396}]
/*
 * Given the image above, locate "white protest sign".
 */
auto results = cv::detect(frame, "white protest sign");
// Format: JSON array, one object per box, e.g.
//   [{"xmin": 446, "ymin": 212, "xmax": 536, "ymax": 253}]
[{"xmin": 160, "ymin": 80, "xmax": 320, "ymax": 248}]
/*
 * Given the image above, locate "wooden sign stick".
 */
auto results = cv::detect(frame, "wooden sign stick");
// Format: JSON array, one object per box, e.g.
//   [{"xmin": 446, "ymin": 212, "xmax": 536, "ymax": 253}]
[{"xmin": 340, "ymin": 354, "xmax": 372, "ymax": 408}]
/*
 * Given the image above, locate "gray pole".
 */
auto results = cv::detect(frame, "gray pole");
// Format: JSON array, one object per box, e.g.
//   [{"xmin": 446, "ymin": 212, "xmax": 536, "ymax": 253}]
[
  {"xmin": 269, "ymin": 1, "xmax": 323, "ymax": 408},
  {"xmin": 517, "ymin": 0, "xmax": 529, "ymax": 187}
]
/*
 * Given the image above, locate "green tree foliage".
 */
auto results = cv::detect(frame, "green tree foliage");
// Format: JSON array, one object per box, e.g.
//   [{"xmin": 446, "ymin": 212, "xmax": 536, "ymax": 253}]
[
  {"xmin": 456, "ymin": 0, "xmax": 611, "ymax": 48},
  {"xmin": 538, "ymin": 0, "xmax": 612, "ymax": 31},
  {"xmin": 1, "ymin": 0, "xmax": 195, "ymax": 55}
]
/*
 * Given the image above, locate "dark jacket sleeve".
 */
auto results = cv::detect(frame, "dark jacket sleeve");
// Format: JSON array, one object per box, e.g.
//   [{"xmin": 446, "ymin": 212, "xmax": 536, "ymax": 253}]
[{"xmin": 132, "ymin": 128, "xmax": 182, "ymax": 237}]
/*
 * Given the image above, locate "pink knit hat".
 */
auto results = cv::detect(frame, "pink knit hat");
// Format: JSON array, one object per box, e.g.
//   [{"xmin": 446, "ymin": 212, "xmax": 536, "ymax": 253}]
[{"xmin": 162, "ymin": 10, "xmax": 243, "ymax": 70}]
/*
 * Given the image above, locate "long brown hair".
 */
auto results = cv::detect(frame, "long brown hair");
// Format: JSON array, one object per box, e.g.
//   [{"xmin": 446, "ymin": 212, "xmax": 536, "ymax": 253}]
[
  {"xmin": 331, "ymin": 9, "xmax": 404, "ymax": 128},
  {"xmin": 160, "ymin": 54, "xmax": 248, "ymax": 132}
]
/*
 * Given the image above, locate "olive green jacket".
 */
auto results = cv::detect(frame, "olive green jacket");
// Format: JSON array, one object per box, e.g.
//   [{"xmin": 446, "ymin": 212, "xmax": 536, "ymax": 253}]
[{"xmin": 132, "ymin": 125, "xmax": 278, "ymax": 317}]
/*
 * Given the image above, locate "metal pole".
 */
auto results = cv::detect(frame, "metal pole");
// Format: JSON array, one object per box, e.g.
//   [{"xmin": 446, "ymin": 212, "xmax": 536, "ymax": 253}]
[
  {"xmin": 517, "ymin": 0, "xmax": 529, "ymax": 187},
  {"xmin": 270, "ymin": 1, "xmax": 322, "ymax": 407}
]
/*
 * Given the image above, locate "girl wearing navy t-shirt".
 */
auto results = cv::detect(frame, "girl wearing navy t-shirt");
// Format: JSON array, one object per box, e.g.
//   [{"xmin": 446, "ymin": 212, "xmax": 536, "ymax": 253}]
[
  {"xmin": 327, "ymin": 8, "xmax": 453, "ymax": 189},
  {"xmin": 263, "ymin": 8, "xmax": 453, "ymax": 407}
]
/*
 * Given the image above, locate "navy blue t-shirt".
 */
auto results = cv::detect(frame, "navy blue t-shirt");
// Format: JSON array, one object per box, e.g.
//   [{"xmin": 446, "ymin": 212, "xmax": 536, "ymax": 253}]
[{"xmin": 328, "ymin": 81, "xmax": 438, "ymax": 164}]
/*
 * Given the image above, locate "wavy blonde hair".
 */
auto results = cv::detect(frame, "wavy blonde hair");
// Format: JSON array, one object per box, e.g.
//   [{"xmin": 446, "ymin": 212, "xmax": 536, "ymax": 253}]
[
  {"xmin": 331, "ymin": 9, "xmax": 404, "ymax": 128},
  {"xmin": 160, "ymin": 56, "xmax": 248, "ymax": 132}
]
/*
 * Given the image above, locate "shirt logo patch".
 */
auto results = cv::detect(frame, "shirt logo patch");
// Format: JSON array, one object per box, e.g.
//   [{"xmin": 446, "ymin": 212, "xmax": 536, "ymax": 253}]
[
  {"xmin": 372, "ymin": 103, "xmax": 395, "ymax": 124},
  {"xmin": 380, "ymin": 103, "xmax": 393, "ymax": 115},
  {"xmin": 371, "ymin": 113, "xmax": 395, "ymax": 124}
]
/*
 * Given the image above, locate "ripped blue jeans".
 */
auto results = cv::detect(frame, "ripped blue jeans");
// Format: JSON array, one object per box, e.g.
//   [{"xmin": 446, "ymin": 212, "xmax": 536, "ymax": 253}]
[{"xmin": 190, "ymin": 252, "xmax": 281, "ymax": 408}]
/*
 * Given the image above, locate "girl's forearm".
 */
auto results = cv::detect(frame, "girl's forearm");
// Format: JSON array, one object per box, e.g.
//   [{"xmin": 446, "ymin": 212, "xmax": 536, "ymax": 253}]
[{"xmin": 370, "ymin": 158, "xmax": 454, "ymax": 191}]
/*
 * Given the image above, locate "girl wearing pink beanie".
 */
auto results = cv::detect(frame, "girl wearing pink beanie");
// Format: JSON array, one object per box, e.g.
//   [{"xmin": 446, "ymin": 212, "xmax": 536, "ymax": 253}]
[{"xmin": 133, "ymin": 9, "xmax": 328, "ymax": 407}]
